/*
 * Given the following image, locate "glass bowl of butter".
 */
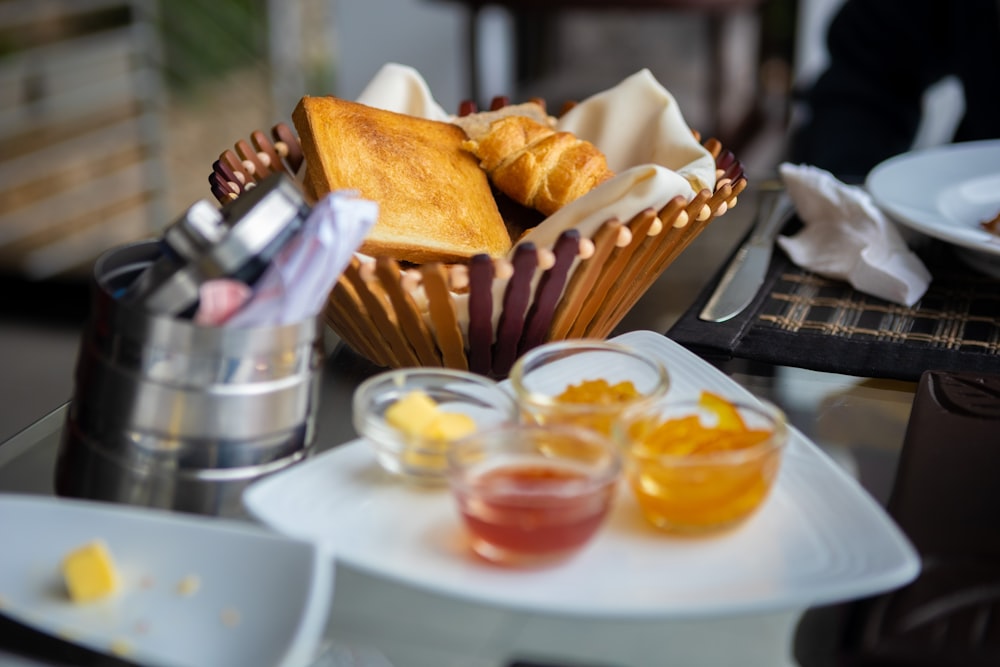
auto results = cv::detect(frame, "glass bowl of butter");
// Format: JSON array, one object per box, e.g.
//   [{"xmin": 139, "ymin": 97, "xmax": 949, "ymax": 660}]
[{"xmin": 353, "ymin": 368, "xmax": 519, "ymax": 485}]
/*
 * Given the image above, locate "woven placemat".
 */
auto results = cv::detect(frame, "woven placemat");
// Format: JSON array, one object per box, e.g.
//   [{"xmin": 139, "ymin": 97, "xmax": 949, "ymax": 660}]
[{"xmin": 667, "ymin": 227, "xmax": 1000, "ymax": 382}]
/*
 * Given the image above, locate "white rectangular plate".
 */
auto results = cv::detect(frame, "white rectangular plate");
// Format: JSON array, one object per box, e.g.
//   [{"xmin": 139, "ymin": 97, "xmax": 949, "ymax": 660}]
[
  {"xmin": 0, "ymin": 494, "xmax": 332, "ymax": 667},
  {"xmin": 244, "ymin": 330, "xmax": 919, "ymax": 618}
]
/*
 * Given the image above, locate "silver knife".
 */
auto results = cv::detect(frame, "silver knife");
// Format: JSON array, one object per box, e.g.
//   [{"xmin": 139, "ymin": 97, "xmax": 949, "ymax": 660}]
[{"xmin": 698, "ymin": 185, "xmax": 795, "ymax": 323}]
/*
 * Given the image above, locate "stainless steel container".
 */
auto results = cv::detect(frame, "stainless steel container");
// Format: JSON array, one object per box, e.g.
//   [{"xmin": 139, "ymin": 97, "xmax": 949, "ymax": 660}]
[{"xmin": 55, "ymin": 240, "xmax": 325, "ymax": 517}]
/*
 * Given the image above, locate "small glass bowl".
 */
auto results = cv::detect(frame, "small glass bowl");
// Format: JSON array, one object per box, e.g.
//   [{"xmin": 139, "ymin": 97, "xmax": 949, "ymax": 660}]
[
  {"xmin": 617, "ymin": 396, "xmax": 788, "ymax": 535},
  {"xmin": 353, "ymin": 368, "xmax": 518, "ymax": 485},
  {"xmin": 447, "ymin": 423, "xmax": 621, "ymax": 566},
  {"xmin": 508, "ymin": 339, "xmax": 670, "ymax": 438}
]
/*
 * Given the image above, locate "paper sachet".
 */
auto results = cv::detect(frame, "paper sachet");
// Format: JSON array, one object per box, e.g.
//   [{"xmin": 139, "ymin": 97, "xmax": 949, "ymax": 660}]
[
  {"xmin": 197, "ymin": 191, "xmax": 377, "ymax": 327},
  {"xmin": 778, "ymin": 162, "xmax": 931, "ymax": 307}
]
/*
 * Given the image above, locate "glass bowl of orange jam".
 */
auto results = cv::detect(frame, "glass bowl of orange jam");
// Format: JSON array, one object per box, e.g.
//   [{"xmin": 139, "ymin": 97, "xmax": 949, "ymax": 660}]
[
  {"xmin": 447, "ymin": 423, "xmax": 621, "ymax": 566},
  {"xmin": 618, "ymin": 391, "xmax": 788, "ymax": 535},
  {"xmin": 353, "ymin": 368, "xmax": 519, "ymax": 485},
  {"xmin": 508, "ymin": 339, "xmax": 670, "ymax": 437}
]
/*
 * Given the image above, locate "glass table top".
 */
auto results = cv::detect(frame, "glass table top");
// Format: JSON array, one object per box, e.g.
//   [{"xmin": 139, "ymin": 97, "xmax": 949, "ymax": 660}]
[
  {"xmin": 0, "ymin": 339, "xmax": 917, "ymax": 667},
  {"xmin": 0, "ymin": 184, "xmax": 923, "ymax": 667}
]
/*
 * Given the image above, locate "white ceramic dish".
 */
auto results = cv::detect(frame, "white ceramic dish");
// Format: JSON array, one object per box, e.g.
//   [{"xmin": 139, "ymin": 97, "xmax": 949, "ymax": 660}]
[
  {"xmin": 866, "ymin": 139, "xmax": 1000, "ymax": 275},
  {"xmin": 244, "ymin": 330, "xmax": 919, "ymax": 619},
  {"xmin": 0, "ymin": 494, "xmax": 332, "ymax": 667}
]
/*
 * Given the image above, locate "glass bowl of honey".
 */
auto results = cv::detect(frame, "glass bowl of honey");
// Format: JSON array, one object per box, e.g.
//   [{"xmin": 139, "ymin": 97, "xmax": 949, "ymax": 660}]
[
  {"xmin": 508, "ymin": 339, "xmax": 670, "ymax": 438},
  {"xmin": 353, "ymin": 368, "xmax": 519, "ymax": 485},
  {"xmin": 447, "ymin": 423, "xmax": 621, "ymax": 566},
  {"xmin": 617, "ymin": 391, "xmax": 788, "ymax": 535}
]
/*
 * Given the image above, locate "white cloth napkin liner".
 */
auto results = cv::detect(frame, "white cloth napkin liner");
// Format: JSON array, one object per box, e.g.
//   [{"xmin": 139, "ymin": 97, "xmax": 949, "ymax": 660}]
[
  {"xmin": 354, "ymin": 63, "xmax": 716, "ymax": 258},
  {"xmin": 556, "ymin": 68, "xmax": 716, "ymax": 193},
  {"xmin": 356, "ymin": 63, "xmax": 451, "ymax": 122},
  {"xmin": 778, "ymin": 162, "xmax": 931, "ymax": 307},
  {"xmin": 521, "ymin": 165, "xmax": 687, "ymax": 250}
]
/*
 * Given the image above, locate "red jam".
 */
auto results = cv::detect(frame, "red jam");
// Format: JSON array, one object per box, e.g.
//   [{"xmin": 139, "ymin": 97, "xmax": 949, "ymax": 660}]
[{"xmin": 454, "ymin": 463, "xmax": 614, "ymax": 562}]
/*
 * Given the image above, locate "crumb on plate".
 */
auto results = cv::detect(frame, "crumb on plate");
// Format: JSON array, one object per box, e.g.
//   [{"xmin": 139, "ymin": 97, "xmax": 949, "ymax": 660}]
[
  {"xmin": 176, "ymin": 574, "xmax": 201, "ymax": 597},
  {"xmin": 220, "ymin": 606, "xmax": 241, "ymax": 628}
]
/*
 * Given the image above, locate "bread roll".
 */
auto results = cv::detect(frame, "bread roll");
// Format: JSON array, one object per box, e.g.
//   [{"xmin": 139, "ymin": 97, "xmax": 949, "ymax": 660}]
[
  {"xmin": 462, "ymin": 115, "xmax": 614, "ymax": 217},
  {"xmin": 451, "ymin": 101, "xmax": 556, "ymax": 142},
  {"xmin": 293, "ymin": 95, "xmax": 511, "ymax": 264}
]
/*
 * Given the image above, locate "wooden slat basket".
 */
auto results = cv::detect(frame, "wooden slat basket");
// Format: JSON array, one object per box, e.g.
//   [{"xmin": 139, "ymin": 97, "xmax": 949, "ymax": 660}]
[{"xmin": 209, "ymin": 99, "xmax": 747, "ymax": 378}]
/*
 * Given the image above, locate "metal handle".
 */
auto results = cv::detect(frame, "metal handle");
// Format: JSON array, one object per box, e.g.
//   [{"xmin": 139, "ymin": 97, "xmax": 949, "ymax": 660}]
[{"xmin": 748, "ymin": 188, "xmax": 794, "ymax": 246}]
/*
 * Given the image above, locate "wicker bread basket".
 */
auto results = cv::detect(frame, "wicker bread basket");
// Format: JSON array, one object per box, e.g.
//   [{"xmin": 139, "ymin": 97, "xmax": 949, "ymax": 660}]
[{"xmin": 209, "ymin": 99, "xmax": 746, "ymax": 378}]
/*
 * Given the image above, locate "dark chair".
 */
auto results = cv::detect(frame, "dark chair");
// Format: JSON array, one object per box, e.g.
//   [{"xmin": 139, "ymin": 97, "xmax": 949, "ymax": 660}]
[
  {"xmin": 430, "ymin": 0, "xmax": 770, "ymax": 147},
  {"xmin": 796, "ymin": 369, "xmax": 1000, "ymax": 667}
]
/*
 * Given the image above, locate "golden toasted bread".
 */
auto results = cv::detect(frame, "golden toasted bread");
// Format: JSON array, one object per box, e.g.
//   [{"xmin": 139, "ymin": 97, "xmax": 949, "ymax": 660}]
[{"xmin": 293, "ymin": 95, "xmax": 511, "ymax": 264}]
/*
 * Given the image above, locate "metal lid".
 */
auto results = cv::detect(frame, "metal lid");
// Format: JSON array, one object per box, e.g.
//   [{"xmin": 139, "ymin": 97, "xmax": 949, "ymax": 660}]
[{"xmin": 120, "ymin": 173, "xmax": 310, "ymax": 316}]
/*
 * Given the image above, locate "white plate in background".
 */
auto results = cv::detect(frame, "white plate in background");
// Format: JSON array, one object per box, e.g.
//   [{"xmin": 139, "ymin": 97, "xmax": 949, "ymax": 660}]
[
  {"xmin": 0, "ymin": 494, "xmax": 332, "ymax": 667},
  {"xmin": 867, "ymin": 139, "xmax": 1000, "ymax": 274},
  {"xmin": 244, "ymin": 330, "xmax": 919, "ymax": 619}
]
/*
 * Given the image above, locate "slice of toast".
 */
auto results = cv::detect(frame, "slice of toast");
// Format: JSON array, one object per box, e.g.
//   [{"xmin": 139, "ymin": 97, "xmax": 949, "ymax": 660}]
[{"xmin": 293, "ymin": 95, "xmax": 511, "ymax": 264}]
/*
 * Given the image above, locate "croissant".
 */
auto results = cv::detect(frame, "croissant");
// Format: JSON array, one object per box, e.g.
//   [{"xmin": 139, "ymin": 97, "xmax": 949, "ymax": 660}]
[{"xmin": 462, "ymin": 115, "xmax": 614, "ymax": 217}]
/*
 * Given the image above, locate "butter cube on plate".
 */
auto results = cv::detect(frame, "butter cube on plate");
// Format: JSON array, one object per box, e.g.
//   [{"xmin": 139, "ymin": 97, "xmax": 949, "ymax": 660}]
[{"xmin": 62, "ymin": 539, "xmax": 120, "ymax": 603}]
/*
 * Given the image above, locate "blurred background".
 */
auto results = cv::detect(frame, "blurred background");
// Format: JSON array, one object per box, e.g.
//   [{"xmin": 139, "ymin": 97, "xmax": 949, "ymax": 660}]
[
  {"xmin": 0, "ymin": 0, "xmax": 807, "ymax": 281},
  {"xmin": 0, "ymin": 0, "xmax": 839, "ymax": 440}
]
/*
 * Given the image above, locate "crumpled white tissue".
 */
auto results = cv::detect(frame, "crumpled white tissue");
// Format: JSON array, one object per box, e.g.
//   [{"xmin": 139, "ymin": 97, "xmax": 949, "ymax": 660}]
[{"xmin": 778, "ymin": 162, "xmax": 932, "ymax": 306}]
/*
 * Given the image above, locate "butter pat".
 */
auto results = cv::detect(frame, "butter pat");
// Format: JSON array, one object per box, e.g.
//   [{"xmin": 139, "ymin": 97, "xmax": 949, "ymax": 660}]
[
  {"xmin": 425, "ymin": 412, "xmax": 476, "ymax": 441},
  {"xmin": 386, "ymin": 391, "xmax": 477, "ymax": 442},
  {"xmin": 385, "ymin": 390, "xmax": 440, "ymax": 439},
  {"xmin": 385, "ymin": 389, "xmax": 477, "ymax": 474},
  {"xmin": 61, "ymin": 540, "xmax": 120, "ymax": 603}
]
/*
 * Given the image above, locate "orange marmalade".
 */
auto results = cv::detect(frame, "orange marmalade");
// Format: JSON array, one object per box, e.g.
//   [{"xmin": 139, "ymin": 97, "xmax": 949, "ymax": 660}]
[
  {"xmin": 625, "ymin": 391, "xmax": 785, "ymax": 534},
  {"xmin": 556, "ymin": 378, "xmax": 641, "ymax": 405},
  {"xmin": 543, "ymin": 378, "xmax": 641, "ymax": 436}
]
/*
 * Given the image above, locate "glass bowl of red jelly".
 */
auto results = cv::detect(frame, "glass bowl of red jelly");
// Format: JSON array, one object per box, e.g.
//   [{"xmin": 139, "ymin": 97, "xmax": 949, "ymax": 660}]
[{"xmin": 447, "ymin": 423, "xmax": 621, "ymax": 566}]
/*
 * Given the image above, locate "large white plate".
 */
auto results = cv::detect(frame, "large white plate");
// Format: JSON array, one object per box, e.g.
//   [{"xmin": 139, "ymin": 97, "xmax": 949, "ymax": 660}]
[
  {"xmin": 866, "ymin": 139, "xmax": 1000, "ymax": 271},
  {"xmin": 0, "ymin": 494, "xmax": 332, "ymax": 667},
  {"xmin": 244, "ymin": 331, "xmax": 919, "ymax": 618}
]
